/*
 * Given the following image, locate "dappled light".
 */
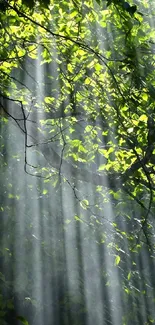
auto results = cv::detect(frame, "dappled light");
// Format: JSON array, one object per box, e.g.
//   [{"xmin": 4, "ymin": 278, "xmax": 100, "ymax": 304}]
[{"xmin": 1, "ymin": 1, "xmax": 155, "ymax": 325}]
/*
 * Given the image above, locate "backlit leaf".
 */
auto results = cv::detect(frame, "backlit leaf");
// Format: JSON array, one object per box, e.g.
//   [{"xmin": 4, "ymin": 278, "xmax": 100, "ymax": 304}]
[{"xmin": 115, "ymin": 255, "xmax": 121, "ymax": 266}]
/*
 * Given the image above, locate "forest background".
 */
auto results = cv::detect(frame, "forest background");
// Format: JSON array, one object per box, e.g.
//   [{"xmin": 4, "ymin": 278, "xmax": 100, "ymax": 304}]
[{"xmin": 0, "ymin": 0, "xmax": 155, "ymax": 325}]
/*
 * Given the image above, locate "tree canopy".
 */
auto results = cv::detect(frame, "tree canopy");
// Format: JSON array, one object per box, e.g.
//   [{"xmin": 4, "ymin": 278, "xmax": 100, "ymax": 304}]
[{"xmin": 0, "ymin": 0, "xmax": 155, "ymax": 325}]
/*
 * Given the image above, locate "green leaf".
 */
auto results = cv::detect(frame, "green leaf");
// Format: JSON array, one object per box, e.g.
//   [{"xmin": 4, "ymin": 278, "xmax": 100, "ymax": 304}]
[
  {"xmin": 115, "ymin": 255, "xmax": 121, "ymax": 266},
  {"xmin": 70, "ymin": 11, "xmax": 78, "ymax": 19},
  {"xmin": 80, "ymin": 199, "xmax": 89, "ymax": 209},
  {"xmin": 124, "ymin": 288, "xmax": 130, "ymax": 294},
  {"xmin": 141, "ymin": 93, "xmax": 148, "ymax": 102},
  {"xmin": 98, "ymin": 164, "xmax": 105, "ymax": 171},
  {"xmin": 44, "ymin": 97, "xmax": 55, "ymax": 104},
  {"xmin": 94, "ymin": 63, "xmax": 102, "ymax": 71},
  {"xmin": 127, "ymin": 271, "xmax": 131, "ymax": 280},
  {"xmin": 74, "ymin": 215, "xmax": 83, "ymax": 223},
  {"xmin": 139, "ymin": 114, "xmax": 147, "ymax": 122},
  {"xmin": 42, "ymin": 189, "xmax": 48, "ymax": 195}
]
